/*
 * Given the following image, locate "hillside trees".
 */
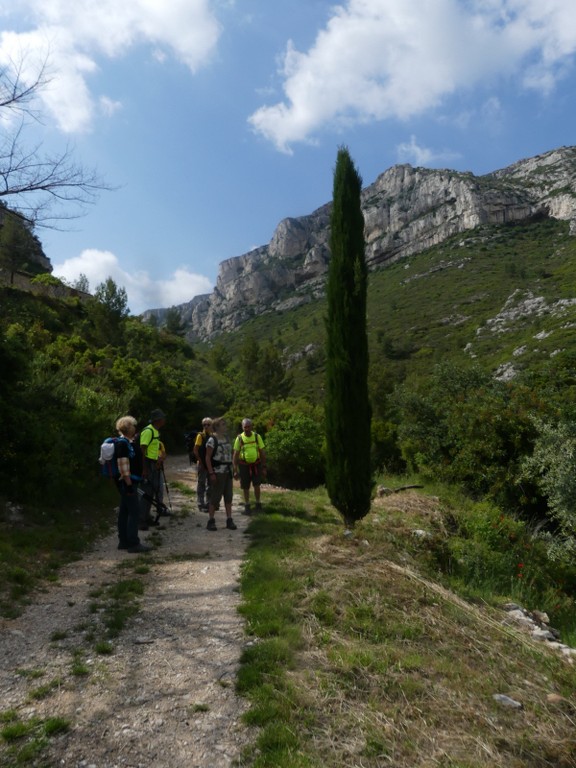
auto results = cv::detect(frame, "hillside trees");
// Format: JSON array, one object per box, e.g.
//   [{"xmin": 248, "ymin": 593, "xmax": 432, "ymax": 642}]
[
  {"xmin": 397, "ymin": 362, "xmax": 547, "ymax": 512},
  {"xmin": 238, "ymin": 335, "xmax": 293, "ymax": 406},
  {"xmin": 522, "ymin": 415, "xmax": 576, "ymax": 560},
  {"xmin": 324, "ymin": 147, "xmax": 372, "ymax": 527},
  {"xmin": 0, "ymin": 285, "xmax": 225, "ymax": 505},
  {"xmin": 0, "ymin": 209, "xmax": 46, "ymax": 281},
  {"xmin": 164, "ymin": 307, "xmax": 186, "ymax": 336},
  {"xmin": 87, "ymin": 277, "xmax": 130, "ymax": 345}
]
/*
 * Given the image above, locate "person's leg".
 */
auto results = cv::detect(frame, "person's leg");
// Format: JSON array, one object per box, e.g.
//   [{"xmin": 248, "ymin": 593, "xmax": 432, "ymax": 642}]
[
  {"xmin": 197, "ymin": 465, "xmax": 207, "ymax": 508},
  {"xmin": 139, "ymin": 459, "xmax": 154, "ymax": 526},
  {"xmin": 239, "ymin": 464, "xmax": 251, "ymax": 507},
  {"xmin": 252, "ymin": 464, "xmax": 263, "ymax": 509},
  {"xmin": 207, "ymin": 475, "xmax": 223, "ymax": 529},
  {"xmin": 224, "ymin": 474, "xmax": 237, "ymax": 529},
  {"xmin": 125, "ymin": 488, "xmax": 141, "ymax": 549},
  {"xmin": 157, "ymin": 467, "xmax": 164, "ymax": 506},
  {"xmin": 151, "ymin": 464, "xmax": 163, "ymax": 506},
  {"xmin": 117, "ymin": 486, "xmax": 129, "ymax": 548}
]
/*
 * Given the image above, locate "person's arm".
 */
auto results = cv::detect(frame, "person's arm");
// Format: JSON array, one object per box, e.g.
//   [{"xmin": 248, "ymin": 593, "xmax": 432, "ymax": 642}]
[
  {"xmin": 258, "ymin": 436, "xmax": 267, "ymax": 475},
  {"xmin": 205, "ymin": 443, "xmax": 217, "ymax": 483},
  {"xmin": 117, "ymin": 457, "xmax": 133, "ymax": 489},
  {"xmin": 232, "ymin": 449, "xmax": 240, "ymax": 478},
  {"xmin": 116, "ymin": 443, "xmax": 134, "ymax": 491},
  {"xmin": 140, "ymin": 428, "xmax": 150, "ymax": 476},
  {"xmin": 193, "ymin": 433, "xmax": 202, "ymax": 462}
]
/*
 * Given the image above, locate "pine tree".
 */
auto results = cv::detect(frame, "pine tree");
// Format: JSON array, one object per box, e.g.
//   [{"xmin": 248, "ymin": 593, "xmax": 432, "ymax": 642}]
[{"xmin": 325, "ymin": 147, "xmax": 372, "ymax": 528}]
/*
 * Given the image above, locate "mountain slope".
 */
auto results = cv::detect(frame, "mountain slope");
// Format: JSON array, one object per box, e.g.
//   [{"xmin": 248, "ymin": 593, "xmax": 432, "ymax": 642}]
[{"xmin": 144, "ymin": 146, "xmax": 576, "ymax": 344}]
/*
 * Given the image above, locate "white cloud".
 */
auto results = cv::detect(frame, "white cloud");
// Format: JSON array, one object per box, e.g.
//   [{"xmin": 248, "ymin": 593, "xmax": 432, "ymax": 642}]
[
  {"xmin": 249, "ymin": 0, "xmax": 576, "ymax": 152},
  {"xmin": 396, "ymin": 135, "xmax": 460, "ymax": 166},
  {"xmin": 52, "ymin": 249, "xmax": 213, "ymax": 315},
  {"xmin": 99, "ymin": 95, "xmax": 122, "ymax": 118},
  {"xmin": 0, "ymin": 0, "xmax": 222, "ymax": 133}
]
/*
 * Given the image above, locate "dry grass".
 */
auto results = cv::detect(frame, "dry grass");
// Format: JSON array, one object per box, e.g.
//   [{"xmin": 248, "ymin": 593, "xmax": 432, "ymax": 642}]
[{"xmin": 256, "ymin": 491, "xmax": 576, "ymax": 767}]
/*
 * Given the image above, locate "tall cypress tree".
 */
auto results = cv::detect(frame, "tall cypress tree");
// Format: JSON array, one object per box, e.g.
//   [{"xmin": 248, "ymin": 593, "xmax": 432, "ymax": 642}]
[{"xmin": 325, "ymin": 147, "xmax": 372, "ymax": 528}]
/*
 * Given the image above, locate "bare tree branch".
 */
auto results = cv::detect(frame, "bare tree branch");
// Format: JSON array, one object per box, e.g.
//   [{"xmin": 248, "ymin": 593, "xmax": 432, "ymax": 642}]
[{"xmin": 0, "ymin": 53, "xmax": 112, "ymax": 227}]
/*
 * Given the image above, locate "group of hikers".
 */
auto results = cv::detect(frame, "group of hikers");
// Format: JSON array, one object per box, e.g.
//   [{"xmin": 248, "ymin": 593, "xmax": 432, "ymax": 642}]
[
  {"xmin": 111, "ymin": 410, "xmax": 266, "ymax": 552},
  {"xmin": 192, "ymin": 416, "xmax": 266, "ymax": 530}
]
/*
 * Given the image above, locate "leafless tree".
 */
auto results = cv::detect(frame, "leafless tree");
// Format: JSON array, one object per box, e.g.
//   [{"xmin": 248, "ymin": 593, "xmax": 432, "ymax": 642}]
[{"xmin": 0, "ymin": 55, "xmax": 110, "ymax": 227}]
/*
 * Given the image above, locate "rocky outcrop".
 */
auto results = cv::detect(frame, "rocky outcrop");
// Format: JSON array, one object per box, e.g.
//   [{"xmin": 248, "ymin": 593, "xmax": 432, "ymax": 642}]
[{"xmin": 147, "ymin": 146, "xmax": 576, "ymax": 342}]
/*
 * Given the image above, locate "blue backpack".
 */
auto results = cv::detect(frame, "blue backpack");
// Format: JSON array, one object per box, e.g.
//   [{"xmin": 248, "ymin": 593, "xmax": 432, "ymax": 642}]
[{"xmin": 98, "ymin": 436, "xmax": 133, "ymax": 478}]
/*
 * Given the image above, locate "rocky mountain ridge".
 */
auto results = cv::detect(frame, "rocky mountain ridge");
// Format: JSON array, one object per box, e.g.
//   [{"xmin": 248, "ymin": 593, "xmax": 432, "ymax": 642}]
[{"xmin": 143, "ymin": 146, "xmax": 576, "ymax": 342}]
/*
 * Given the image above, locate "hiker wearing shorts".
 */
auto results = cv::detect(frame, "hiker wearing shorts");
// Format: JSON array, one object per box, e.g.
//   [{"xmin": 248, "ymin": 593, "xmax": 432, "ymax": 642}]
[
  {"xmin": 205, "ymin": 417, "xmax": 236, "ymax": 531},
  {"xmin": 233, "ymin": 418, "xmax": 266, "ymax": 515}
]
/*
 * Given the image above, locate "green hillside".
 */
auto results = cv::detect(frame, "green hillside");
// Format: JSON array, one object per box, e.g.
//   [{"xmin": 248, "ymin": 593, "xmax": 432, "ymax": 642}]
[{"xmin": 214, "ymin": 217, "xmax": 576, "ymax": 401}]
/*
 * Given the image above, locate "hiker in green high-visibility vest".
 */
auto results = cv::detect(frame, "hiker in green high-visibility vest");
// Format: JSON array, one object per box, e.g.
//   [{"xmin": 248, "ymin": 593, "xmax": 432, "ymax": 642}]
[
  {"xmin": 233, "ymin": 418, "xmax": 266, "ymax": 515},
  {"xmin": 139, "ymin": 408, "xmax": 166, "ymax": 529}
]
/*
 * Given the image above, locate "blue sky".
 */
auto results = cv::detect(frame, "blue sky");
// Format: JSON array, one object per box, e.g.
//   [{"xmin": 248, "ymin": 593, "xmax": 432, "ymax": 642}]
[{"xmin": 1, "ymin": 0, "xmax": 575, "ymax": 314}]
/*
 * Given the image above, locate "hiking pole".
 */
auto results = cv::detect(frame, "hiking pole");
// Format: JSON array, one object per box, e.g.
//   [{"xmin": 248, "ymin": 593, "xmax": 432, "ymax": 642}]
[
  {"xmin": 161, "ymin": 464, "xmax": 174, "ymax": 515},
  {"xmin": 136, "ymin": 484, "xmax": 162, "ymax": 525}
]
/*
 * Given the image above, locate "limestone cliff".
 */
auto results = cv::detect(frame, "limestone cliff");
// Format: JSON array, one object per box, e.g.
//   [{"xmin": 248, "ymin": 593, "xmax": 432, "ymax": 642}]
[{"xmin": 143, "ymin": 146, "xmax": 576, "ymax": 341}]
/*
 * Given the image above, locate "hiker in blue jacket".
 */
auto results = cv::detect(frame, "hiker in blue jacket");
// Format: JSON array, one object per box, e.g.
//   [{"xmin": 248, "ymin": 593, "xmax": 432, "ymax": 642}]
[{"xmin": 115, "ymin": 416, "xmax": 151, "ymax": 554}]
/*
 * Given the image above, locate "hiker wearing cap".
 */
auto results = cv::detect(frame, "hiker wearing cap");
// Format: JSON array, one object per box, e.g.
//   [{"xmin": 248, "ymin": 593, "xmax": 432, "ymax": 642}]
[
  {"xmin": 193, "ymin": 417, "xmax": 212, "ymax": 512},
  {"xmin": 233, "ymin": 418, "xmax": 266, "ymax": 514},
  {"xmin": 139, "ymin": 408, "xmax": 166, "ymax": 530}
]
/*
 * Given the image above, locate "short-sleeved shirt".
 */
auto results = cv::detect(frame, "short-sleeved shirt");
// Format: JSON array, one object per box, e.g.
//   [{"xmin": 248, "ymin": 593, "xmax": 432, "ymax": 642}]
[
  {"xmin": 140, "ymin": 424, "xmax": 161, "ymax": 460},
  {"xmin": 194, "ymin": 429, "xmax": 209, "ymax": 448},
  {"xmin": 116, "ymin": 436, "xmax": 142, "ymax": 479},
  {"xmin": 234, "ymin": 432, "xmax": 264, "ymax": 464},
  {"xmin": 206, "ymin": 435, "xmax": 233, "ymax": 474}
]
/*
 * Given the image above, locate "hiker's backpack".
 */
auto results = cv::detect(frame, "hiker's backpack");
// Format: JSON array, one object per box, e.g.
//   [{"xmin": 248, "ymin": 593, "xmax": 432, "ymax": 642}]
[
  {"xmin": 197, "ymin": 434, "xmax": 219, "ymax": 469},
  {"xmin": 98, "ymin": 436, "xmax": 129, "ymax": 478}
]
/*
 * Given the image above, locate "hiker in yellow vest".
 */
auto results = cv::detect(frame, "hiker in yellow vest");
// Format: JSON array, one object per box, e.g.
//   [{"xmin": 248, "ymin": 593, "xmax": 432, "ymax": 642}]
[
  {"xmin": 233, "ymin": 418, "xmax": 266, "ymax": 514},
  {"xmin": 139, "ymin": 408, "xmax": 166, "ymax": 529}
]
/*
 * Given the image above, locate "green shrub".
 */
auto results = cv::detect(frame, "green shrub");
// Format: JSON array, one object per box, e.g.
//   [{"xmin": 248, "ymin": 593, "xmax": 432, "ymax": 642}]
[{"xmin": 265, "ymin": 414, "xmax": 325, "ymax": 489}]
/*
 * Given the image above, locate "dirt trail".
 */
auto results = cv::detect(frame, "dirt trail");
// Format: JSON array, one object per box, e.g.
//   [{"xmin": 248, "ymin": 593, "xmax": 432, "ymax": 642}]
[{"xmin": 0, "ymin": 456, "xmax": 255, "ymax": 767}]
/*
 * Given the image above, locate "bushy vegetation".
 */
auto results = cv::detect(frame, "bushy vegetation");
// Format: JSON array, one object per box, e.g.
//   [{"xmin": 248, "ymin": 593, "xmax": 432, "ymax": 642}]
[
  {"xmin": 0, "ymin": 283, "xmax": 222, "ymax": 506},
  {"xmin": 264, "ymin": 413, "xmax": 325, "ymax": 489}
]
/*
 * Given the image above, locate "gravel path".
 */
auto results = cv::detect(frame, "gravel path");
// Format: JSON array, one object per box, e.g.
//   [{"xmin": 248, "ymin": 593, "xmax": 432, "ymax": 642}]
[{"xmin": 0, "ymin": 456, "xmax": 255, "ymax": 768}]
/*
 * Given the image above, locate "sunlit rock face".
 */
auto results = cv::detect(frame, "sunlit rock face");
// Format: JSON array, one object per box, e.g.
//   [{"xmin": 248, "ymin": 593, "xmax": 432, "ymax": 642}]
[{"xmin": 143, "ymin": 146, "xmax": 576, "ymax": 341}]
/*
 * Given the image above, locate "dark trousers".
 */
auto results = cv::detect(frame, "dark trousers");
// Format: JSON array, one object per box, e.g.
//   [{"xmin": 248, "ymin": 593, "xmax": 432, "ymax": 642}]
[
  {"xmin": 140, "ymin": 459, "xmax": 163, "ymax": 523},
  {"xmin": 197, "ymin": 464, "xmax": 208, "ymax": 506},
  {"xmin": 117, "ymin": 481, "xmax": 141, "ymax": 548}
]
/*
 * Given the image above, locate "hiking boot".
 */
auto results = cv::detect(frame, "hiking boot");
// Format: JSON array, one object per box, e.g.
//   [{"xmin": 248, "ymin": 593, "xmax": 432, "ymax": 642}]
[
  {"xmin": 241, "ymin": 504, "xmax": 252, "ymax": 516},
  {"xmin": 255, "ymin": 502, "xmax": 263, "ymax": 512},
  {"xmin": 207, "ymin": 518, "xmax": 217, "ymax": 531},
  {"xmin": 118, "ymin": 543, "xmax": 128, "ymax": 550},
  {"xmin": 226, "ymin": 517, "xmax": 237, "ymax": 530},
  {"xmin": 127, "ymin": 543, "xmax": 152, "ymax": 553}
]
